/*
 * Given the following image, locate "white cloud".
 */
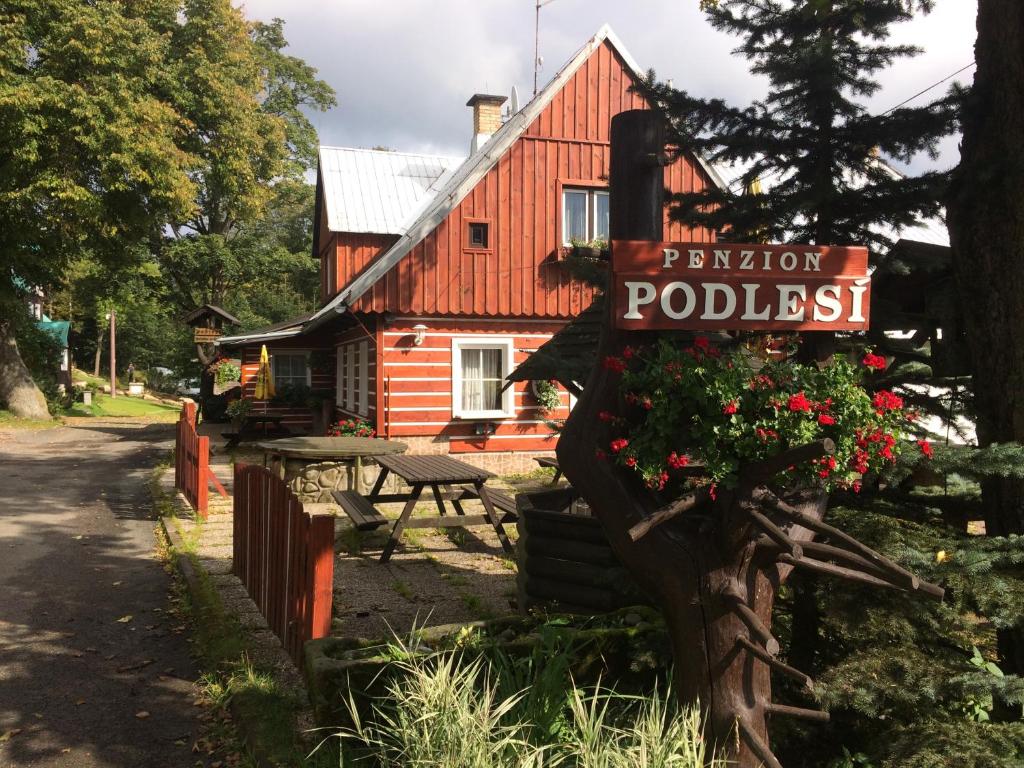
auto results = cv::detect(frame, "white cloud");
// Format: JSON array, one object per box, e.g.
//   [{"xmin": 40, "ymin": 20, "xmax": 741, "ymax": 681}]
[{"xmin": 240, "ymin": 0, "xmax": 975, "ymax": 170}]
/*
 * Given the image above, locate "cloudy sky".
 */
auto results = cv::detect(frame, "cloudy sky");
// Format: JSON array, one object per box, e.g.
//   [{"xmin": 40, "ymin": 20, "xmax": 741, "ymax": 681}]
[{"xmin": 241, "ymin": 0, "xmax": 976, "ymax": 173}]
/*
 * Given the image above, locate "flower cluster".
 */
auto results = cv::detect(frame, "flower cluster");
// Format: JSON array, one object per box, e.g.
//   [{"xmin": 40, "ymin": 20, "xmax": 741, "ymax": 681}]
[
  {"xmin": 597, "ymin": 339, "xmax": 928, "ymax": 492},
  {"xmin": 328, "ymin": 418, "xmax": 376, "ymax": 438}
]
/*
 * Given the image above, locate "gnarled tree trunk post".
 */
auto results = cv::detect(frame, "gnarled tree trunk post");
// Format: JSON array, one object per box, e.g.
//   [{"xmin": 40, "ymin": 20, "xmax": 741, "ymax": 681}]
[{"xmin": 557, "ymin": 110, "xmax": 941, "ymax": 767}]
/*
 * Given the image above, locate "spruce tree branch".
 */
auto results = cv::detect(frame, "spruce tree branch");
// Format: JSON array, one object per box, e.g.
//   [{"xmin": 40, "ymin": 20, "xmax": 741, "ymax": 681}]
[
  {"xmin": 628, "ymin": 486, "xmax": 711, "ymax": 541},
  {"xmin": 736, "ymin": 635, "xmax": 814, "ymax": 692},
  {"xmin": 721, "ymin": 585, "xmax": 780, "ymax": 656}
]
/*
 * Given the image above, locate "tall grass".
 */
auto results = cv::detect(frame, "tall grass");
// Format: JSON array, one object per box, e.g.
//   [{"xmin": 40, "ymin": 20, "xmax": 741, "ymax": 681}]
[{"xmin": 332, "ymin": 637, "xmax": 727, "ymax": 767}]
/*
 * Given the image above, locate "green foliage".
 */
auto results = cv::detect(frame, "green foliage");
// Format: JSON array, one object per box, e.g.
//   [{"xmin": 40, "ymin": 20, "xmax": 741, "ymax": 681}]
[
  {"xmin": 224, "ymin": 398, "xmax": 251, "ymax": 422},
  {"xmin": 9, "ymin": 311, "xmax": 65, "ymax": 413},
  {"xmin": 642, "ymin": 0, "xmax": 958, "ymax": 253},
  {"xmin": 532, "ymin": 380, "xmax": 562, "ymax": 415},
  {"xmin": 607, "ymin": 339, "xmax": 919, "ymax": 491},
  {"xmin": 774, "ymin": 493, "xmax": 1024, "ymax": 767},
  {"xmin": 0, "ymin": 0, "xmax": 195, "ymax": 304},
  {"xmin": 334, "ymin": 638, "xmax": 725, "ymax": 767},
  {"xmin": 213, "ymin": 360, "xmax": 241, "ymax": 387}
]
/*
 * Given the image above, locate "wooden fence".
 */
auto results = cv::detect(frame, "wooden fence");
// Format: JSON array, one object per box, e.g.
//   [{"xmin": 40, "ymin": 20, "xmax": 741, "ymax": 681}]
[
  {"xmin": 173, "ymin": 401, "xmax": 227, "ymax": 518},
  {"xmin": 232, "ymin": 462, "xmax": 335, "ymax": 663}
]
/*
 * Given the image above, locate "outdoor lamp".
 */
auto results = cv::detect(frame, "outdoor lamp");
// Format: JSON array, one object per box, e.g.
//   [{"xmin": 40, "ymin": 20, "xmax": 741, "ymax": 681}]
[{"xmin": 412, "ymin": 324, "xmax": 427, "ymax": 346}]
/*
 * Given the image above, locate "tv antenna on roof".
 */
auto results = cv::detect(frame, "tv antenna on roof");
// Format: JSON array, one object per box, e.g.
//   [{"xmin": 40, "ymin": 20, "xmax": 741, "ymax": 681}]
[{"xmin": 534, "ymin": 0, "xmax": 561, "ymax": 96}]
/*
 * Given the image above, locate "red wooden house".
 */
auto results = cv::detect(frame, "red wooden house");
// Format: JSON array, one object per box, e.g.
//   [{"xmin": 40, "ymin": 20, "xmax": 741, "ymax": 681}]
[{"xmin": 218, "ymin": 25, "xmax": 723, "ymax": 472}]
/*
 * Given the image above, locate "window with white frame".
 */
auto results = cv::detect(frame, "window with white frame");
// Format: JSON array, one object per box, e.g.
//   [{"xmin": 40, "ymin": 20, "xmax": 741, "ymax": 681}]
[
  {"xmin": 272, "ymin": 352, "xmax": 309, "ymax": 388},
  {"xmin": 452, "ymin": 338, "xmax": 515, "ymax": 419},
  {"xmin": 357, "ymin": 340, "xmax": 369, "ymax": 416},
  {"xmin": 345, "ymin": 345, "xmax": 355, "ymax": 411},
  {"xmin": 335, "ymin": 348, "xmax": 345, "ymax": 407},
  {"xmin": 562, "ymin": 188, "xmax": 609, "ymax": 245}
]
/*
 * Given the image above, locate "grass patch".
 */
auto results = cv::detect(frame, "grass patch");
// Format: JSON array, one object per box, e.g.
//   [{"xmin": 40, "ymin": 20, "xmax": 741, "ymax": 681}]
[
  {"xmin": 459, "ymin": 592, "xmax": 494, "ymax": 620},
  {"xmin": 441, "ymin": 526, "xmax": 468, "ymax": 547},
  {"xmin": 338, "ymin": 526, "xmax": 363, "ymax": 556},
  {"xmin": 66, "ymin": 393, "xmax": 181, "ymax": 419},
  {"xmin": 0, "ymin": 409, "xmax": 58, "ymax": 430}
]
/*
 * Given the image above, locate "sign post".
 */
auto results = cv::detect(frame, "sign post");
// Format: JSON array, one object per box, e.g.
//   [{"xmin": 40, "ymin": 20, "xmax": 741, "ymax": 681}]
[{"xmin": 612, "ymin": 240, "xmax": 871, "ymax": 332}]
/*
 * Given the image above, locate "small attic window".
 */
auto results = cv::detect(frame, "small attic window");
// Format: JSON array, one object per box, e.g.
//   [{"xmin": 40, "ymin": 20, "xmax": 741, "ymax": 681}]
[{"xmin": 466, "ymin": 220, "xmax": 490, "ymax": 250}]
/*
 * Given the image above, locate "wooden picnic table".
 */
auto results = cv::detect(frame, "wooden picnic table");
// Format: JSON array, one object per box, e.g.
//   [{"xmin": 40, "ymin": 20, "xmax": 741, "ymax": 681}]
[
  {"xmin": 221, "ymin": 414, "xmax": 290, "ymax": 451},
  {"xmin": 257, "ymin": 436, "xmax": 408, "ymax": 492},
  {"xmin": 332, "ymin": 453, "xmax": 516, "ymax": 563}
]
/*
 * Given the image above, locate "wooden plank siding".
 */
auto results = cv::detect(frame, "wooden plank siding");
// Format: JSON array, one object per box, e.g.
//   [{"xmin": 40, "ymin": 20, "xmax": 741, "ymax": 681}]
[
  {"xmin": 323, "ymin": 39, "xmax": 717, "ymax": 317},
  {"xmin": 380, "ymin": 318, "xmax": 569, "ymax": 454},
  {"xmin": 238, "ymin": 335, "xmax": 337, "ymax": 431}
]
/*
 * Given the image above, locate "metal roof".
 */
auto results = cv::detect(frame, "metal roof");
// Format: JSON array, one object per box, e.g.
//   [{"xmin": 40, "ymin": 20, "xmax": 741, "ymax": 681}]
[
  {"xmin": 306, "ymin": 24, "xmax": 728, "ymax": 332},
  {"xmin": 319, "ymin": 147, "xmax": 464, "ymax": 235}
]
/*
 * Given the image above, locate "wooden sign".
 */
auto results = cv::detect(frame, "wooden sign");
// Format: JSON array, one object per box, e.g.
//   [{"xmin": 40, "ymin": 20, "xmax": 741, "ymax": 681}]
[
  {"xmin": 193, "ymin": 327, "xmax": 222, "ymax": 343},
  {"xmin": 612, "ymin": 240, "xmax": 871, "ymax": 331}
]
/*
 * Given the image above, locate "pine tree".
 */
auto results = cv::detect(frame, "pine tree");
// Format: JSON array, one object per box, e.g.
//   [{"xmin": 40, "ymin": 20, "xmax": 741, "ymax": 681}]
[{"xmin": 643, "ymin": 0, "xmax": 956, "ymax": 256}]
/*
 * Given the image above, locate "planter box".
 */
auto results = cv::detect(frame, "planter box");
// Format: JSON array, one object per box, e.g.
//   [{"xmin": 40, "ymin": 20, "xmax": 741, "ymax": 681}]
[
  {"xmin": 303, "ymin": 607, "xmax": 669, "ymax": 728},
  {"xmin": 515, "ymin": 488, "xmax": 649, "ymax": 614},
  {"xmin": 128, "ymin": 382, "xmax": 145, "ymax": 397}
]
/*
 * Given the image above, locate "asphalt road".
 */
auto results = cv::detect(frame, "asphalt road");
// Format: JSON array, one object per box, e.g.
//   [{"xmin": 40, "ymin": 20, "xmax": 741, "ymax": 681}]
[{"xmin": 0, "ymin": 421, "xmax": 201, "ymax": 767}]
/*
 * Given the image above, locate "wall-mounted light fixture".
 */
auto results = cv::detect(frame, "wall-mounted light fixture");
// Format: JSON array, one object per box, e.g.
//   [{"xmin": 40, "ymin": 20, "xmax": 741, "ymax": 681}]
[{"xmin": 412, "ymin": 324, "xmax": 427, "ymax": 346}]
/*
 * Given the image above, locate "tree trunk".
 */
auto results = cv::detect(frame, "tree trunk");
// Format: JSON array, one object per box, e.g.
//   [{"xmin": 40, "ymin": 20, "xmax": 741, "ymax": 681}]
[
  {"xmin": 0, "ymin": 321, "xmax": 51, "ymax": 420},
  {"xmin": 946, "ymin": 0, "xmax": 1024, "ymax": 671},
  {"xmin": 93, "ymin": 328, "xmax": 103, "ymax": 377}
]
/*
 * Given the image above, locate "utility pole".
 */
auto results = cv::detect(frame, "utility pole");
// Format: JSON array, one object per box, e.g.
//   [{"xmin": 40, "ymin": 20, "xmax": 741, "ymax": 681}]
[{"xmin": 109, "ymin": 309, "xmax": 117, "ymax": 399}]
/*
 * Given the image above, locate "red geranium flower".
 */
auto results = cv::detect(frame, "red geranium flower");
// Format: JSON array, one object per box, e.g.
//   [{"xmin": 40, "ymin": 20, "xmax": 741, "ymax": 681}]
[
  {"xmin": 694, "ymin": 336, "xmax": 710, "ymax": 350},
  {"xmin": 603, "ymin": 356, "xmax": 626, "ymax": 373},
  {"xmin": 872, "ymin": 390, "xmax": 904, "ymax": 413},
  {"xmin": 625, "ymin": 456, "xmax": 637, "ymax": 467},
  {"xmin": 609, "ymin": 438, "xmax": 629, "ymax": 454},
  {"xmin": 787, "ymin": 391, "xmax": 812, "ymax": 412},
  {"xmin": 667, "ymin": 451, "xmax": 690, "ymax": 469},
  {"xmin": 622, "ymin": 345, "xmax": 636, "ymax": 359},
  {"xmin": 723, "ymin": 400, "xmax": 739, "ymax": 415},
  {"xmin": 818, "ymin": 413, "xmax": 836, "ymax": 426},
  {"xmin": 918, "ymin": 439, "xmax": 934, "ymax": 458},
  {"xmin": 862, "ymin": 352, "xmax": 887, "ymax": 371}
]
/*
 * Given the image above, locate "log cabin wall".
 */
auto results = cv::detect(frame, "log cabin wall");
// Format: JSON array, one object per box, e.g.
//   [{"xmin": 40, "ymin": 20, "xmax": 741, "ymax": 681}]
[{"xmin": 237, "ymin": 334, "xmax": 337, "ymax": 432}]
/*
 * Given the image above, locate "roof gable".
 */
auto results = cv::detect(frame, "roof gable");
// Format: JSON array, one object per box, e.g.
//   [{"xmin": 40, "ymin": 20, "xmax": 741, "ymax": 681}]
[{"xmin": 307, "ymin": 24, "xmax": 726, "ymax": 330}]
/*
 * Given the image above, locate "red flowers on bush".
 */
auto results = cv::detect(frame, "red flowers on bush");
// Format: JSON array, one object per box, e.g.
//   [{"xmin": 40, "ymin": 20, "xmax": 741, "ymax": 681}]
[
  {"xmin": 328, "ymin": 418, "xmax": 376, "ymax": 438},
  {"xmin": 599, "ymin": 338, "xmax": 921, "ymax": 492},
  {"xmin": 872, "ymin": 390, "xmax": 904, "ymax": 414},
  {"xmin": 918, "ymin": 439, "xmax": 934, "ymax": 458},
  {"xmin": 604, "ymin": 356, "xmax": 627, "ymax": 373},
  {"xmin": 787, "ymin": 391, "xmax": 812, "ymax": 413},
  {"xmin": 862, "ymin": 352, "xmax": 888, "ymax": 371}
]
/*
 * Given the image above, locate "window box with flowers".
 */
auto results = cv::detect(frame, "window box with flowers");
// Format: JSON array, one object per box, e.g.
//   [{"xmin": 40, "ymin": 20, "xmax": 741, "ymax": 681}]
[{"xmin": 328, "ymin": 418, "xmax": 376, "ymax": 438}]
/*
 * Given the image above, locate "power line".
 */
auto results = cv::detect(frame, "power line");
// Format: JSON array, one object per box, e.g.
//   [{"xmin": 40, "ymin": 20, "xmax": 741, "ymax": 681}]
[{"xmin": 724, "ymin": 61, "xmax": 976, "ymax": 192}]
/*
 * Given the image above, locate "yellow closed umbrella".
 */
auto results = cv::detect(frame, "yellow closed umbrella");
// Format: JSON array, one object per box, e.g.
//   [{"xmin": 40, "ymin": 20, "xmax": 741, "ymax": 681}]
[{"xmin": 254, "ymin": 345, "xmax": 275, "ymax": 404}]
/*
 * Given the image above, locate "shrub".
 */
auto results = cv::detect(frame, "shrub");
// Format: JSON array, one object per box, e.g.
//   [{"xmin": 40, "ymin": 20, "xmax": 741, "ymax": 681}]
[{"xmin": 328, "ymin": 418, "xmax": 375, "ymax": 438}]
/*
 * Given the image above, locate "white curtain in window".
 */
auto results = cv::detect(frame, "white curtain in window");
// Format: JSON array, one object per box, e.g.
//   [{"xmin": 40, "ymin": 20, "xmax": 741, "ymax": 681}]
[
  {"xmin": 563, "ymin": 190, "xmax": 588, "ymax": 243},
  {"xmin": 461, "ymin": 348, "xmax": 503, "ymax": 412}
]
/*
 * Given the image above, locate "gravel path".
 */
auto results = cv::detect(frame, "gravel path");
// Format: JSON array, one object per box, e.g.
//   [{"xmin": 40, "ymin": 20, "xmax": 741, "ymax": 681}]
[{"xmin": 0, "ymin": 421, "xmax": 201, "ymax": 768}]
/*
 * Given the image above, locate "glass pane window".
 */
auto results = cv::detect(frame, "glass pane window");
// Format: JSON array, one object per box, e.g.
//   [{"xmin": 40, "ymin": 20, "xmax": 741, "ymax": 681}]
[
  {"xmin": 593, "ymin": 191, "xmax": 610, "ymax": 240},
  {"xmin": 562, "ymin": 190, "xmax": 589, "ymax": 244},
  {"xmin": 460, "ymin": 347, "xmax": 504, "ymax": 413},
  {"xmin": 273, "ymin": 353, "xmax": 308, "ymax": 388},
  {"xmin": 562, "ymin": 188, "xmax": 609, "ymax": 245}
]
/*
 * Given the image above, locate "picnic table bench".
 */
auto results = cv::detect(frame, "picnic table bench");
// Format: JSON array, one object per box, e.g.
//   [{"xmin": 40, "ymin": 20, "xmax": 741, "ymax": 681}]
[{"xmin": 332, "ymin": 453, "xmax": 517, "ymax": 563}]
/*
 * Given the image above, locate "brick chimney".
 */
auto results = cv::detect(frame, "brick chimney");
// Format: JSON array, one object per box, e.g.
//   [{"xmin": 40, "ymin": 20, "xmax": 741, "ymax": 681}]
[{"xmin": 467, "ymin": 93, "xmax": 507, "ymax": 154}]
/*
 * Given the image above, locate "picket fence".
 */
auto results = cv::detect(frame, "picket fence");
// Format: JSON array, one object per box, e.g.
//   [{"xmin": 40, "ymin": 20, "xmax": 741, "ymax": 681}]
[{"xmin": 174, "ymin": 401, "xmax": 228, "ymax": 517}]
